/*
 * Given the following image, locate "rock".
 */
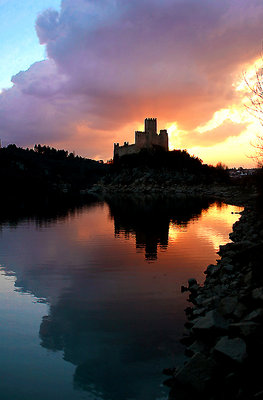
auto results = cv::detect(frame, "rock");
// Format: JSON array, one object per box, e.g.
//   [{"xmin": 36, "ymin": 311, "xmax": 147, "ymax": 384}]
[
  {"xmin": 184, "ymin": 321, "xmax": 194, "ymax": 329},
  {"xmin": 218, "ymin": 296, "xmax": 238, "ymax": 317},
  {"xmin": 185, "ymin": 340, "xmax": 206, "ymax": 357},
  {"xmin": 222, "ymin": 264, "xmax": 234, "ymax": 273},
  {"xmin": 192, "ymin": 310, "xmax": 229, "ymax": 335},
  {"xmin": 163, "ymin": 378, "xmax": 175, "ymax": 387},
  {"xmin": 163, "ymin": 367, "xmax": 177, "ymax": 376},
  {"xmin": 184, "ymin": 307, "xmax": 193, "ymax": 316},
  {"xmin": 169, "ymin": 205, "xmax": 263, "ymax": 400},
  {"xmin": 188, "ymin": 278, "xmax": 197, "ymax": 288},
  {"xmin": 254, "ymin": 390, "xmax": 263, "ymax": 399},
  {"xmin": 243, "ymin": 308, "xmax": 263, "ymax": 322},
  {"xmin": 180, "ymin": 335, "xmax": 195, "ymax": 346},
  {"xmin": 204, "ymin": 264, "xmax": 220, "ymax": 276},
  {"xmin": 201, "ymin": 296, "xmax": 220, "ymax": 308},
  {"xmin": 243, "ymin": 270, "xmax": 253, "ymax": 285},
  {"xmin": 192, "ymin": 307, "xmax": 206, "ymax": 317},
  {"xmin": 213, "ymin": 336, "xmax": 247, "ymax": 363},
  {"xmin": 189, "ymin": 283, "xmax": 199, "ymax": 294},
  {"xmin": 252, "ymin": 287, "xmax": 263, "ymax": 301},
  {"xmin": 174, "ymin": 352, "xmax": 217, "ymax": 392},
  {"xmin": 233, "ymin": 303, "xmax": 248, "ymax": 320},
  {"xmin": 229, "ymin": 321, "xmax": 260, "ymax": 337},
  {"xmin": 192, "ymin": 294, "xmax": 205, "ymax": 306}
]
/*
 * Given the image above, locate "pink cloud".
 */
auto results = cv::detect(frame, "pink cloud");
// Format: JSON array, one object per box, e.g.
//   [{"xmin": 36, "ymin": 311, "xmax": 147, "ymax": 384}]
[
  {"xmin": 182, "ymin": 120, "xmax": 248, "ymax": 148},
  {"xmin": 0, "ymin": 0, "xmax": 263, "ymax": 158}
]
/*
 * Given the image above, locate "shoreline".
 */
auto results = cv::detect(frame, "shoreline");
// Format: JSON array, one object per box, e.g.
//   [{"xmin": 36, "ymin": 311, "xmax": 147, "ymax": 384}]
[
  {"xmin": 89, "ymin": 181, "xmax": 262, "ymax": 398},
  {"xmin": 88, "ymin": 182, "xmax": 257, "ymax": 207},
  {"xmin": 165, "ymin": 197, "xmax": 263, "ymax": 399}
]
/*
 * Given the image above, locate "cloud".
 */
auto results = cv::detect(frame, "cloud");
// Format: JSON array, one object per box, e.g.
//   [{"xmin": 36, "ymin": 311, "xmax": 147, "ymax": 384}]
[
  {"xmin": 0, "ymin": 0, "xmax": 263, "ymax": 159},
  {"xmin": 182, "ymin": 120, "xmax": 248, "ymax": 147},
  {"xmin": 36, "ymin": 9, "xmax": 60, "ymax": 45}
]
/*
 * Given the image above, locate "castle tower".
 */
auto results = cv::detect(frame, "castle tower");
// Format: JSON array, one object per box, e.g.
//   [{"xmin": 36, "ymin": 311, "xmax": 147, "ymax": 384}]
[
  {"xmin": 113, "ymin": 118, "xmax": 168, "ymax": 159},
  {"xmin": 145, "ymin": 118, "xmax": 157, "ymax": 134}
]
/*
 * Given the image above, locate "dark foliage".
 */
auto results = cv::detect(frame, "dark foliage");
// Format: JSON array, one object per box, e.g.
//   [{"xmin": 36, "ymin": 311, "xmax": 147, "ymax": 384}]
[
  {"xmin": 111, "ymin": 148, "xmax": 229, "ymax": 184},
  {"xmin": 252, "ymin": 167, "xmax": 263, "ymax": 210},
  {"xmin": 0, "ymin": 144, "xmax": 108, "ymax": 197}
]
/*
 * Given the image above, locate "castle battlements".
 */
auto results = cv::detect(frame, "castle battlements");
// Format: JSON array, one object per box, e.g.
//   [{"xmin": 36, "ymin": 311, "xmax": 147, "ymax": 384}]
[{"xmin": 114, "ymin": 118, "xmax": 168, "ymax": 159}]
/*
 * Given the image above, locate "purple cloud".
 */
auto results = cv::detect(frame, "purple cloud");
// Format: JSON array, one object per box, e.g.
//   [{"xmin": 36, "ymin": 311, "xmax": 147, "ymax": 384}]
[{"xmin": 0, "ymin": 0, "xmax": 263, "ymax": 158}]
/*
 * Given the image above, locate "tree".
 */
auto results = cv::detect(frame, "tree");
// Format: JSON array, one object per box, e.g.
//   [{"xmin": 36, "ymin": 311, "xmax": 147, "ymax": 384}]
[{"xmin": 244, "ymin": 63, "xmax": 263, "ymax": 165}]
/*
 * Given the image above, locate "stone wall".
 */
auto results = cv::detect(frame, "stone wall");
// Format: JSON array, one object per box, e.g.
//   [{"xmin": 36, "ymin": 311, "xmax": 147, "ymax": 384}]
[
  {"xmin": 114, "ymin": 143, "xmax": 138, "ymax": 158},
  {"xmin": 113, "ymin": 118, "xmax": 169, "ymax": 158}
]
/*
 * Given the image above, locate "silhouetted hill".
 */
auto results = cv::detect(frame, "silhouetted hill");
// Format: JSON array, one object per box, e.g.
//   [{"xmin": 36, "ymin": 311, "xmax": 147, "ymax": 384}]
[
  {"xmin": 104, "ymin": 149, "xmax": 229, "ymax": 186},
  {"xmin": 0, "ymin": 144, "xmax": 108, "ymax": 198}
]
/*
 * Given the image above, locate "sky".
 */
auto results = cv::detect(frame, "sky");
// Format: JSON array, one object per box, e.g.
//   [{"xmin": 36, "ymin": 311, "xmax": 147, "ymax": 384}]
[{"xmin": 1, "ymin": 0, "xmax": 263, "ymax": 167}]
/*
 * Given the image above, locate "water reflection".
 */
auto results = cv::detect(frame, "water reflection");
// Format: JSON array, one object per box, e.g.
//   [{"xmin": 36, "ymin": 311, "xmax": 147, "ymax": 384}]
[
  {"xmin": 107, "ymin": 195, "xmax": 211, "ymax": 260},
  {"xmin": 0, "ymin": 194, "xmax": 100, "ymax": 227},
  {"xmin": 0, "ymin": 195, "xmax": 242, "ymax": 400}
]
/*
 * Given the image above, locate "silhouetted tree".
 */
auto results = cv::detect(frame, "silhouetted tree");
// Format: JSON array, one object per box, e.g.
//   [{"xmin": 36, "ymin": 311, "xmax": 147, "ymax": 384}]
[
  {"xmin": 244, "ymin": 62, "xmax": 263, "ymax": 165},
  {"xmin": 0, "ymin": 144, "xmax": 108, "ymax": 198}
]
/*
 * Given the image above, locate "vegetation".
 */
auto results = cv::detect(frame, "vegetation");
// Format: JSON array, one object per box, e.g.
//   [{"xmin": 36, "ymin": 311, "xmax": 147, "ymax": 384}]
[
  {"xmin": 0, "ymin": 144, "xmax": 107, "ymax": 198},
  {"xmin": 244, "ymin": 64, "xmax": 263, "ymax": 164},
  {"xmin": 106, "ymin": 148, "xmax": 230, "ymax": 185},
  {"xmin": 244, "ymin": 63, "xmax": 263, "ymax": 203},
  {"xmin": 0, "ymin": 144, "xmax": 235, "ymax": 207}
]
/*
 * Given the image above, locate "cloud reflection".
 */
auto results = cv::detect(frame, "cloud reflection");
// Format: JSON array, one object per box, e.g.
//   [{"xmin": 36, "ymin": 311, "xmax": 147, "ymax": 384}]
[{"xmin": 0, "ymin": 196, "xmax": 242, "ymax": 399}]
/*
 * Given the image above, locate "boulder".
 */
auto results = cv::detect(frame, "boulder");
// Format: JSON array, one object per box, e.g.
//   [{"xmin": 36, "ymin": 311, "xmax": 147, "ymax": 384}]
[
  {"xmin": 252, "ymin": 287, "xmax": 263, "ymax": 301},
  {"xmin": 189, "ymin": 283, "xmax": 199, "ymax": 294},
  {"xmin": 254, "ymin": 390, "xmax": 263, "ymax": 399},
  {"xmin": 213, "ymin": 336, "xmax": 247, "ymax": 363},
  {"xmin": 163, "ymin": 367, "xmax": 177, "ymax": 376},
  {"xmin": 192, "ymin": 307, "xmax": 206, "ymax": 317},
  {"xmin": 192, "ymin": 310, "xmax": 229, "ymax": 335},
  {"xmin": 218, "ymin": 296, "xmax": 238, "ymax": 317},
  {"xmin": 243, "ymin": 308, "xmax": 263, "ymax": 322},
  {"xmin": 188, "ymin": 278, "xmax": 197, "ymax": 288},
  {"xmin": 185, "ymin": 340, "xmax": 206, "ymax": 356},
  {"xmin": 204, "ymin": 264, "xmax": 220, "ymax": 276},
  {"xmin": 174, "ymin": 352, "xmax": 217, "ymax": 392},
  {"xmin": 222, "ymin": 264, "xmax": 234, "ymax": 273},
  {"xmin": 233, "ymin": 303, "xmax": 248, "ymax": 320},
  {"xmin": 229, "ymin": 321, "xmax": 260, "ymax": 337},
  {"xmin": 201, "ymin": 296, "xmax": 220, "ymax": 308}
]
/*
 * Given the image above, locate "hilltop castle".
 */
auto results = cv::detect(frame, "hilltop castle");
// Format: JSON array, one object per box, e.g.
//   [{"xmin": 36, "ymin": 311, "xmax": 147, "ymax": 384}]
[{"xmin": 114, "ymin": 118, "xmax": 168, "ymax": 159}]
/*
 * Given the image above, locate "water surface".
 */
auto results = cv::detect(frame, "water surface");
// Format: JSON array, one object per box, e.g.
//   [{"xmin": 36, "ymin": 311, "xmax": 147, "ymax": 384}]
[{"xmin": 0, "ymin": 196, "xmax": 242, "ymax": 400}]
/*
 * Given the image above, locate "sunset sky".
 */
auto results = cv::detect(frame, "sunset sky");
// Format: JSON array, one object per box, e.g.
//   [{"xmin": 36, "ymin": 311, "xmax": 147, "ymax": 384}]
[{"xmin": 1, "ymin": 0, "xmax": 263, "ymax": 167}]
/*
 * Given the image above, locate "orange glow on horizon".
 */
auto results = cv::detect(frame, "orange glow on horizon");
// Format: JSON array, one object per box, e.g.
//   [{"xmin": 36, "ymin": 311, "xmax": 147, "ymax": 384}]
[{"xmin": 48, "ymin": 59, "xmax": 263, "ymax": 168}]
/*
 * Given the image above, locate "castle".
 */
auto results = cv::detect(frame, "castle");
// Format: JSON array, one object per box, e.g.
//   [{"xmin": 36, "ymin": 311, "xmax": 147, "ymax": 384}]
[{"xmin": 114, "ymin": 118, "xmax": 168, "ymax": 158}]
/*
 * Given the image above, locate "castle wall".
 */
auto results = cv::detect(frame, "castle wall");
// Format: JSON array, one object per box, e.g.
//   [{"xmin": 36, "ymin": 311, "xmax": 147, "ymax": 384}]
[
  {"xmin": 136, "ymin": 130, "xmax": 168, "ymax": 151},
  {"xmin": 114, "ymin": 143, "xmax": 138, "ymax": 158},
  {"xmin": 113, "ymin": 119, "xmax": 169, "ymax": 158},
  {"xmin": 159, "ymin": 130, "xmax": 169, "ymax": 152},
  {"xmin": 135, "ymin": 131, "xmax": 152, "ymax": 149}
]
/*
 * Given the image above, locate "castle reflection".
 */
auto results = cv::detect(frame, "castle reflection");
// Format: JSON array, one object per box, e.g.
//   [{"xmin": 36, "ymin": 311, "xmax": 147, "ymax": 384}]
[
  {"xmin": 0, "ymin": 195, "xmax": 242, "ymax": 400},
  {"xmin": 106, "ymin": 195, "xmax": 211, "ymax": 260}
]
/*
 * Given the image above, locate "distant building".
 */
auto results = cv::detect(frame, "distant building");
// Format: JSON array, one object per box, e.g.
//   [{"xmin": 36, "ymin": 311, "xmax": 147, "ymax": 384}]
[
  {"xmin": 114, "ymin": 118, "xmax": 168, "ymax": 159},
  {"xmin": 228, "ymin": 167, "xmax": 258, "ymax": 178}
]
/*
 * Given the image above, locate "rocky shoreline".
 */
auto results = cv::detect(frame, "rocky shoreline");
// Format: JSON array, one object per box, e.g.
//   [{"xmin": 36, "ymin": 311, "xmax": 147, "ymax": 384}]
[
  {"xmin": 88, "ymin": 181, "xmax": 262, "ymax": 398},
  {"xmin": 164, "ymin": 201, "xmax": 263, "ymax": 399},
  {"xmin": 88, "ymin": 182, "xmax": 256, "ymax": 208}
]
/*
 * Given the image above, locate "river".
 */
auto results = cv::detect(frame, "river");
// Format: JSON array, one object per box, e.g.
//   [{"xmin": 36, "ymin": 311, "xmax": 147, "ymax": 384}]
[{"xmin": 0, "ymin": 195, "xmax": 242, "ymax": 400}]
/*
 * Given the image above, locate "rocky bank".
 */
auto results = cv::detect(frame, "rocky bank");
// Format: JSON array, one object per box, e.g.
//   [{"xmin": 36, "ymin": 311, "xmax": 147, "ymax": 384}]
[
  {"xmin": 88, "ymin": 182, "xmax": 255, "ymax": 208},
  {"xmin": 164, "ymin": 204, "xmax": 263, "ymax": 400}
]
